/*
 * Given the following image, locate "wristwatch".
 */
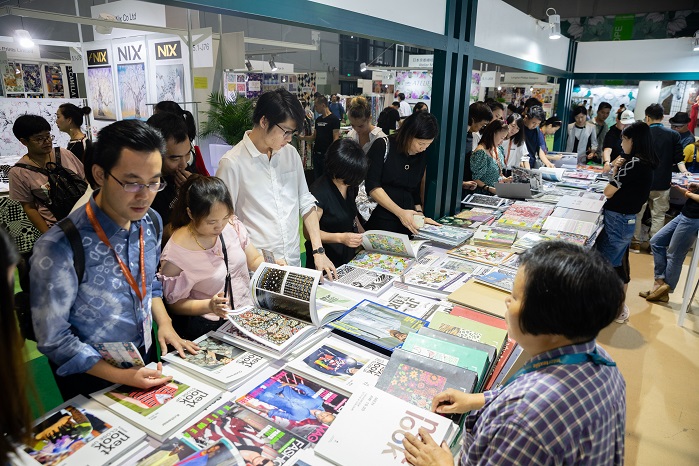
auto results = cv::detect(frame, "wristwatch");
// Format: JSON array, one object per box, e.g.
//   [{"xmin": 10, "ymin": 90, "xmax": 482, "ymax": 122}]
[{"xmin": 312, "ymin": 247, "xmax": 326, "ymax": 255}]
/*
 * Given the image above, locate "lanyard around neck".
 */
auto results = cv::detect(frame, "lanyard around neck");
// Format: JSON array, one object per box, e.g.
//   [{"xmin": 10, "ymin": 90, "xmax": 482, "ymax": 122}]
[
  {"xmin": 86, "ymin": 202, "xmax": 147, "ymax": 305},
  {"xmin": 503, "ymin": 347, "xmax": 616, "ymax": 388}
]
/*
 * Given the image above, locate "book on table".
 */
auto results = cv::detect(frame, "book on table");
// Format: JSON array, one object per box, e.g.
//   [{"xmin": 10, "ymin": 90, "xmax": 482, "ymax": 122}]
[
  {"xmin": 437, "ymin": 215, "xmax": 483, "ymax": 229},
  {"xmin": 235, "ymin": 368, "xmax": 350, "ymax": 444},
  {"xmin": 537, "ymin": 166, "xmax": 567, "ymax": 182},
  {"xmin": 284, "ymin": 334, "xmax": 389, "ymax": 393},
  {"xmin": 550, "ymin": 206, "xmax": 603, "ymax": 224},
  {"xmin": 400, "ymin": 332, "xmax": 490, "ymax": 390},
  {"xmin": 414, "ymin": 223, "xmax": 474, "ymax": 248},
  {"xmin": 395, "ymin": 264, "xmax": 471, "ymax": 298},
  {"xmin": 376, "ymin": 288, "xmax": 453, "ymax": 320},
  {"xmin": 326, "ymin": 299, "xmax": 427, "ymax": 352},
  {"xmin": 90, "ymin": 364, "xmax": 222, "ymax": 442},
  {"xmin": 162, "ymin": 333, "xmax": 270, "ymax": 390},
  {"xmin": 314, "ymin": 386, "xmax": 459, "ymax": 466},
  {"xmin": 496, "ymin": 201, "xmax": 554, "ymax": 232},
  {"xmin": 447, "ymin": 243, "xmax": 514, "ymax": 266},
  {"xmin": 174, "ymin": 438, "xmax": 245, "ymax": 465},
  {"xmin": 555, "ymin": 194, "xmax": 605, "ymax": 213},
  {"xmin": 376, "ymin": 348, "xmax": 477, "ymax": 418},
  {"xmin": 16, "ymin": 395, "xmax": 146, "ymax": 466},
  {"xmin": 428, "ymin": 311, "xmax": 508, "ymax": 359},
  {"xmin": 347, "ymin": 250, "xmax": 413, "ymax": 275},
  {"xmin": 511, "ymin": 231, "xmax": 552, "ymax": 252},
  {"xmin": 132, "ymin": 438, "xmax": 196, "ymax": 466},
  {"xmin": 461, "ymin": 193, "xmax": 509, "ymax": 209},
  {"xmin": 226, "ymin": 264, "xmax": 346, "ymax": 355},
  {"xmin": 446, "ymin": 280, "xmax": 509, "ymax": 318},
  {"xmin": 178, "ymin": 395, "xmax": 309, "ymax": 465},
  {"xmin": 329, "ymin": 263, "xmax": 397, "ymax": 297},
  {"xmin": 471, "ymin": 225, "xmax": 518, "ymax": 248},
  {"xmin": 455, "ymin": 209, "xmax": 496, "ymax": 223},
  {"xmin": 362, "ymin": 230, "xmax": 430, "ymax": 258},
  {"xmin": 473, "ymin": 267, "xmax": 517, "ymax": 293},
  {"xmin": 542, "ymin": 216, "xmax": 599, "ymax": 238}
]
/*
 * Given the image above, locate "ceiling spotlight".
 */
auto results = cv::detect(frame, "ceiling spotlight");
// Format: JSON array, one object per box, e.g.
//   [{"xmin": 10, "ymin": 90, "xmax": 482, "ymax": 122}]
[
  {"xmin": 15, "ymin": 29, "xmax": 34, "ymax": 48},
  {"xmin": 497, "ymin": 86, "xmax": 502, "ymax": 91},
  {"xmin": 245, "ymin": 59, "xmax": 253, "ymax": 71},
  {"xmin": 360, "ymin": 62, "xmax": 367, "ymax": 72},
  {"xmin": 693, "ymin": 31, "xmax": 699, "ymax": 52},
  {"xmin": 269, "ymin": 57, "xmax": 278, "ymax": 72},
  {"xmin": 546, "ymin": 8, "xmax": 561, "ymax": 40}
]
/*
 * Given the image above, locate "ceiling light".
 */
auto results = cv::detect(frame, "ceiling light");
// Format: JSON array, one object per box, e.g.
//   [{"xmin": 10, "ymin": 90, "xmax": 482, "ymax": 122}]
[
  {"xmin": 693, "ymin": 31, "xmax": 699, "ymax": 52},
  {"xmin": 360, "ymin": 62, "xmax": 367, "ymax": 72},
  {"xmin": 245, "ymin": 59, "xmax": 253, "ymax": 71},
  {"xmin": 497, "ymin": 86, "xmax": 502, "ymax": 91},
  {"xmin": 15, "ymin": 29, "xmax": 34, "ymax": 48},
  {"xmin": 546, "ymin": 8, "xmax": 561, "ymax": 40},
  {"xmin": 269, "ymin": 57, "xmax": 278, "ymax": 72}
]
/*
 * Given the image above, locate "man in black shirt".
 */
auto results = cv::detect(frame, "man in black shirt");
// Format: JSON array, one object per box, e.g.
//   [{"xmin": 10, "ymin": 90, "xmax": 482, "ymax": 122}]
[
  {"xmin": 602, "ymin": 109, "xmax": 636, "ymax": 172},
  {"xmin": 377, "ymin": 103, "xmax": 401, "ymax": 136},
  {"xmin": 669, "ymin": 111, "xmax": 694, "ymax": 149},
  {"xmin": 632, "ymin": 104, "xmax": 690, "ymax": 251},
  {"xmin": 522, "ymin": 105, "xmax": 554, "ymax": 168},
  {"xmin": 301, "ymin": 95, "xmax": 340, "ymax": 180}
]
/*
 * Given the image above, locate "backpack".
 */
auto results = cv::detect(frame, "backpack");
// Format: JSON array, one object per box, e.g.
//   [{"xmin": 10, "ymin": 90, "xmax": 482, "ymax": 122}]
[
  {"xmin": 14, "ymin": 148, "xmax": 88, "ymax": 221},
  {"xmin": 15, "ymin": 210, "xmax": 160, "ymax": 342}
]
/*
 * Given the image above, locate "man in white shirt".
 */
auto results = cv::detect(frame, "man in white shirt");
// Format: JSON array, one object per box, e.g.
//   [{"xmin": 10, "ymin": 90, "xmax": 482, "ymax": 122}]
[
  {"xmin": 216, "ymin": 89, "xmax": 336, "ymax": 277},
  {"xmin": 398, "ymin": 93, "xmax": 411, "ymax": 118}
]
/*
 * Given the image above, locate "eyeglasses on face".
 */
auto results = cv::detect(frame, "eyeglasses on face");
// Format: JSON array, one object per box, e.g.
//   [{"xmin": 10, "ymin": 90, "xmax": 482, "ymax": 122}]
[
  {"xmin": 275, "ymin": 123, "xmax": 298, "ymax": 138},
  {"xmin": 107, "ymin": 172, "xmax": 167, "ymax": 193},
  {"xmin": 29, "ymin": 134, "xmax": 55, "ymax": 143}
]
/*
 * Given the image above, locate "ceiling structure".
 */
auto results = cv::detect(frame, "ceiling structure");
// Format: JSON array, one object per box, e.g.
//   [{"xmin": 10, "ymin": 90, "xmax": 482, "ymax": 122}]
[{"xmin": 502, "ymin": 0, "xmax": 699, "ymax": 21}]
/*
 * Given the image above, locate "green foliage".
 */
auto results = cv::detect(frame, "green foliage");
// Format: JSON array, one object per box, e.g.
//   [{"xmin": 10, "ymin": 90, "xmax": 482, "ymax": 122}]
[{"xmin": 199, "ymin": 92, "xmax": 254, "ymax": 145}]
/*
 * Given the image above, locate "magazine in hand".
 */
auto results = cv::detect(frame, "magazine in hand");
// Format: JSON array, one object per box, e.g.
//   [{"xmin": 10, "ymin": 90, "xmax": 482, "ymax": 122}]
[
  {"xmin": 327, "ymin": 300, "xmax": 427, "ymax": 352},
  {"xmin": 90, "ymin": 363, "xmax": 222, "ymax": 442},
  {"xmin": 329, "ymin": 263, "xmax": 396, "ymax": 297},
  {"xmin": 92, "ymin": 342, "xmax": 145, "ymax": 369},
  {"xmin": 162, "ymin": 333, "xmax": 270, "ymax": 390},
  {"xmin": 314, "ymin": 386, "xmax": 459, "ymax": 466},
  {"xmin": 285, "ymin": 334, "xmax": 389, "ymax": 393},
  {"xmin": 376, "ymin": 348, "xmax": 477, "ymax": 413},
  {"xmin": 236, "ymin": 368, "xmax": 349, "ymax": 444},
  {"xmin": 179, "ymin": 396, "xmax": 308, "ymax": 465},
  {"xmin": 17, "ymin": 395, "xmax": 146, "ymax": 466},
  {"xmin": 362, "ymin": 230, "xmax": 429, "ymax": 258}
]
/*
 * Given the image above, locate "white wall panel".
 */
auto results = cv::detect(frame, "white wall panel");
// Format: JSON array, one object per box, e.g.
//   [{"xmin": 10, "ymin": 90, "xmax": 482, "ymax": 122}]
[{"xmin": 575, "ymin": 39, "xmax": 699, "ymax": 74}]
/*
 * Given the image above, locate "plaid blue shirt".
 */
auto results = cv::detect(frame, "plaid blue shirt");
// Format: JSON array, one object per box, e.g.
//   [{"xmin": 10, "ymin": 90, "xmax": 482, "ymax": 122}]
[
  {"xmin": 461, "ymin": 340, "xmax": 625, "ymax": 465},
  {"xmin": 31, "ymin": 195, "xmax": 163, "ymax": 377}
]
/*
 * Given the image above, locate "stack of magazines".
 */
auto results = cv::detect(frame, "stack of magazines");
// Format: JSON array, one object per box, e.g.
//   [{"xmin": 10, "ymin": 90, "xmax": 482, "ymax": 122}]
[{"xmin": 415, "ymin": 223, "xmax": 473, "ymax": 248}]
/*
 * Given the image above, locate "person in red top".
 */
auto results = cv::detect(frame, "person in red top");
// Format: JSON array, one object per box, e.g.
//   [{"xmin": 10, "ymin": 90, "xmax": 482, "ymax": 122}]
[{"xmin": 689, "ymin": 95, "xmax": 699, "ymax": 136}]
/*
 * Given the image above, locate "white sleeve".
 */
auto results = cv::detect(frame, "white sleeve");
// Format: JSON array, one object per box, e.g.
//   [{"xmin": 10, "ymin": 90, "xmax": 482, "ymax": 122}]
[{"xmin": 215, "ymin": 157, "xmax": 239, "ymax": 207}]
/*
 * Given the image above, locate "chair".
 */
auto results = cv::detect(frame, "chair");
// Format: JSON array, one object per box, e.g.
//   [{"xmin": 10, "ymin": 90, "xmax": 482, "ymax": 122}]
[{"xmin": 678, "ymin": 231, "xmax": 699, "ymax": 327}]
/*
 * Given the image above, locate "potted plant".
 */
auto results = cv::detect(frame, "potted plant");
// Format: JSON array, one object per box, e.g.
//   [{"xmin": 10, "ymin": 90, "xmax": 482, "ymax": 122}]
[{"xmin": 199, "ymin": 92, "xmax": 254, "ymax": 145}]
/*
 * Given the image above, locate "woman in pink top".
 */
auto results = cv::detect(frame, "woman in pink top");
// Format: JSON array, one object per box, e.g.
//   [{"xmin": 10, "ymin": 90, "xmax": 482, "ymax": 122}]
[{"xmin": 158, "ymin": 175, "xmax": 266, "ymax": 340}]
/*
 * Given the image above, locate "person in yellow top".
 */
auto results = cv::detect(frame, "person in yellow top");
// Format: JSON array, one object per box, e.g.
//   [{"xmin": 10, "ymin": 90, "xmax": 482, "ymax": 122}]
[{"xmin": 683, "ymin": 139, "xmax": 698, "ymax": 173}]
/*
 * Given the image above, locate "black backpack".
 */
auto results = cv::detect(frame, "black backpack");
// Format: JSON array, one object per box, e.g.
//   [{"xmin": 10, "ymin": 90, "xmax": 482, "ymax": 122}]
[
  {"xmin": 14, "ymin": 148, "xmax": 88, "ymax": 221},
  {"xmin": 15, "ymin": 210, "xmax": 160, "ymax": 342}
]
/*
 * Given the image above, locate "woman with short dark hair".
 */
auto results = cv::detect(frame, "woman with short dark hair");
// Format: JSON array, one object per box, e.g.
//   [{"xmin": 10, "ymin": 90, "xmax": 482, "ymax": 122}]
[
  {"xmin": 365, "ymin": 112, "xmax": 440, "ymax": 235},
  {"xmin": 471, "ymin": 120, "xmax": 510, "ymax": 195},
  {"xmin": 403, "ymin": 241, "xmax": 627, "ymax": 466},
  {"xmin": 305, "ymin": 139, "xmax": 368, "ymax": 270}
]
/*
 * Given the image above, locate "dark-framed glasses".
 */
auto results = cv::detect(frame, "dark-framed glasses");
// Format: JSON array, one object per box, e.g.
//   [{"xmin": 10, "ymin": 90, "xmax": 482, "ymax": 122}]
[
  {"xmin": 275, "ymin": 123, "xmax": 298, "ymax": 138},
  {"xmin": 29, "ymin": 134, "xmax": 55, "ymax": 143},
  {"xmin": 107, "ymin": 172, "xmax": 167, "ymax": 193}
]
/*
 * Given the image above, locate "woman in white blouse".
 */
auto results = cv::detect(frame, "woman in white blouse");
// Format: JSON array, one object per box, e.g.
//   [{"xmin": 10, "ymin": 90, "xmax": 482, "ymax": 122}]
[
  {"xmin": 346, "ymin": 96, "xmax": 387, "ymax": 153},
  {"xmin": 500, "ymin": 113, "xmax": 530, "ymax": 171},
  {"xmin": 566, "ymin": 106, "xmax": 598, "ymax": 164}
]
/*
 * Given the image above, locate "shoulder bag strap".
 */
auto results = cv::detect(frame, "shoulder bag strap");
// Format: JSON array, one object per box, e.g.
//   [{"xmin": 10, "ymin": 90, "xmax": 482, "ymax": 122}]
[
  {"xmin": 14, "ymin": 163, "xmax": 47, "ymax": 175},
  {"xmin": 54, "ymin": 147, "xmax": 62, "ymax": 166},
  {"xmin": 218, "ymin": 233, "xmax": 233, "ymax": 305},
  {"xmin": 57, "ymin": 218, "xmax": 85, "ymax": 284}
]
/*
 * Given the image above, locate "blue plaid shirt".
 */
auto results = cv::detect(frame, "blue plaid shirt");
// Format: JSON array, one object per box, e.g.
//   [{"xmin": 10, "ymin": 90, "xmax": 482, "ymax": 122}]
[
  {"xmin": 461, "ymin": 340, "xmax": 625, "ymax": 465},
  {"xmin": 31, "ymin": 195, "xmax": 163, "ymax": 377}
]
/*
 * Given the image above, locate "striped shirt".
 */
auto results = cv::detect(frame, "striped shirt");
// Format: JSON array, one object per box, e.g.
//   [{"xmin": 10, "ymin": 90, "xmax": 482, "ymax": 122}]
[{"xmin": 461, "ymin": 340, "xmax": 625, "ymax": 465}]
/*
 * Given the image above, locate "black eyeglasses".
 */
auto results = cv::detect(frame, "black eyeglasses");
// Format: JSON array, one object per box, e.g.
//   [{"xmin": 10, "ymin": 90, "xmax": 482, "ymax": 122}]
[
  {"xmin": 29, "ymin": 134, "xmax": 55, "ymax": 143},
  {"xmin": 275, "ymin": 123, "xmax": 298, "ymax": 138},
  {"xmin": 107, "ymin": 172, "xmax": 167, "ymax": 193}
]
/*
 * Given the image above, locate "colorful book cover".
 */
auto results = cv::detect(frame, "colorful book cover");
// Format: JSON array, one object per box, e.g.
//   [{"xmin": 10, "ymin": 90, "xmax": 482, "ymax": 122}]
[
  {"xmin": 500, "ymin": 253, "xmax": 521, "ymax": 270},
  {"xmin": 416, "ymin": 224, "xmax": 473, "ymax": 245},
  {"xmin": 473, "ymin": 267, "xmax": 517, "ymax": 293},
  {"xmin": 227, "ymin": 306, "xmax": 314, "ymax": 352},
  {"xmin": 461, "ymin": 193, "xmax": 506, "ymax": 208},
  {"xmin": 428, "ymin": 312, "xmax": 508, "ymax": 355},
  {"xmin": 432, "ymin": 256, "xmax": 491, "ymax": 276},
  {"xmin": 236, "ymin": 369, "xmax": 349, "ymax": 444},
  {"xmin": 180, "ymin": 398, "xmax": 308, "ymax": 465},
  {"xmin": 286, "ymin": 335, "xmax": 388, "ymax": 392},
  {"xmin": 377, "ymin": 289, "xmax": 453, "ymax": 320},
  {"xmin": 401, "ymin": 332, "xmax": 490, "ymax": 385},
  {"xmin": 92, "ymin": 342, "xmax": 145, "ymax": 369},
  {"xmin": 332, "ymin": 264, "xmax": 396, "ymax": 296},
  {"xmin": 418, "ymin": 326, "xmax": 496, "ymax": 374},
  {"xmin": 447, "ymin": 244, "xmax": 514, "ymax": 266},
  {"xmin": 174, "ymin": 438, "xmax": 243, "ymax": 465},
  {"xmin": 542, "ymin": 216, "xmax": 598, "ymax": 238},
  {"xmin": 348, "ymin": 251, "xmax": 411, "ymax": 275},
  {"xmin": 454, "ymin": 209, "xmax": 495, "ymax": 223},
  {"xmin": 361, "ymin": 230, "xmax": 428, "ymax": 258},
  {"xmin": 90, "ymin": 364, "xmax": 222, "ymax": 441},
  {"xmin": 512, "ymin": 232, "xmax": 551, "ymax": 251},
  {"xmin": 376, "ymin": 348, "xmax": 478, "ymax": 411},
  {"xmin": 437, "ymin": 215, "xmax": 481, "ymax": 229},
  {"xmin": 327, "ymin": 300, "xmax": 427, "ymax": 351},
  {"xmin": 19, "ymin": 395, "xmax": 145, "ymax": 466},
  {"xmin": 472, "ymin": 225, "xmax": 518, "ymax": 248},
  {"xmin": 400, "ymin": 265, "xmax": 468, "ymax": 295},
  {"xmin": 135, "ymin": 438, "xmax": 196, "ymax": 466},
  {"xmin": 314, "ymin": 387, "xmax": 457, "ymax": 466},
  {"xmin": 162, "ymin": 334, "xmax": 269, "ymax": 388}
]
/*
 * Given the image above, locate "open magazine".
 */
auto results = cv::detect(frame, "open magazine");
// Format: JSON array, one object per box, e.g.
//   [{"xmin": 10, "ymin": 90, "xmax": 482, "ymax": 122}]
[
  {"xmin": 362, "ymin": 230, "xmax": 429, "ymax": 258},
  {"xmin": 226, "ymin": 264, "xmax": 349, "ymax": 354}
]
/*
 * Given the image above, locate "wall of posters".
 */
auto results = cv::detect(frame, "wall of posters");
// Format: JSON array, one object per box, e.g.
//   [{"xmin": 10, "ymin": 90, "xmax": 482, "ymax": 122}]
[
  {"xmin": 21, "ymin": 64, "xmax": 42, "ymax": 94},
  {"xmin": 113, "ymin": 38, "xmax": 148, "ymax": 120},
  {"xmin": 1, "ymin": 62, "xmax": 24, "ymax": 93},
  {"xmin": 87, "ymin": 66, "xmax": 117, "ymax": 121},
  {"xmin": 44, "ymin": 65, "xmax": 65, "ymax": 96},
  {"xmin": 147, "ymin": 36, "xmax": 191, "ymax": 107}
]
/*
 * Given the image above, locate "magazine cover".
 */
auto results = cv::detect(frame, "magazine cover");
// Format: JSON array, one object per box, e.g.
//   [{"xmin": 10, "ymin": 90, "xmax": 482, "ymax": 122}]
[
  {"xmin": 174, "ymin": 438, "xmax": 244, "ymax": 465},
  {"xmin": 327, "ymin": 300, "xmax": 427, "ymax": 351},
  {"xmin": 18, "ymin": 395, "xmax": 145, "ymax": 466},
  {"xmin": 236, "ymin": 369, "xmax": 349, "ymax": 444},
  {"xmin": 415, "ymin": 224, "xmax": 473, "ymax": 246},
  {"xmin": 447, "ymin": 244, "xmax": 514, "ymax": 266},
  {"xmin": 471, "ymin": 225, "xmax": 518, "ymax": 248},
  {"xmin": 473, "ymin": 267, "xmax": 517, "ymax": 293},
  {"xmin": 179, "ymin": 398, "xmax": 308, "ymax": 465},
  {"xmin": 90, "ymin": 364, "xmax": 222, "ymax": 441},
  {"xmin": 361, "ymin": 230, "xmax": 428, "ymax": 258},
  {"xmin": 331, "ymin": 264, "xmax": 396, "ymax": 296},
  {"xmin": 437, "ymin": 215, "xmax": 481, "ymax": 229},
  {"xmin": 377, "ymin": 289, "xmax": 452, "ymax": 320},
  {"xmin": 286, "ymin": 335, "xmax": 388, "ymax": 392},
  {"xmin": 400, "ymin": 265, "xmax": 468, "ymax": 296},
  {"xmin": 162, "ymin": 334, "xmax": 269, "ymax": 388},
  {"xmin": 348, "ymin": 251, "xmax": 411, "ymax": 275},
  {"xmin": 227, "ymin": 306, "xmax": 315, "ymax": 353},
  {"xmin": 428, "ymin": 312, "xmax": 508, "ymax": 355},
  {"xmin": 135, "ymin": 438, "xmax": 196, "ymax": 466}
]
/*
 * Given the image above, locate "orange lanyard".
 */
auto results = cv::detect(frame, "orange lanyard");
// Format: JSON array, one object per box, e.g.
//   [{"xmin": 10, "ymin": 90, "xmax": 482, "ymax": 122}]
[{"xmin": 86, "ymin": 202, "xmax": 146, "ymax": 305}]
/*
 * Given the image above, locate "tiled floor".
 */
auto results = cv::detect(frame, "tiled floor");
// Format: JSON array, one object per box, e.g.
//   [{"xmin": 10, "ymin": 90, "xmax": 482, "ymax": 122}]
[{"xmin": 598, "ymin": 252, "xmax": 699, "ymax": 465}]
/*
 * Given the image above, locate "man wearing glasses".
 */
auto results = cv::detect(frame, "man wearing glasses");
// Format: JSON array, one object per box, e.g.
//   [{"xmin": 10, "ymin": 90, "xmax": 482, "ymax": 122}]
[
  {"xmin": 9, "ymin": 114, "xmax": 86, "ymax": 233},
  {"xmin": 31, "ymin": 120, "xmax": 198, "ymax": 399},
  {"xmin": 216, "ymin": 89, "xmax": 336, "ymax": 278},
  {"xmin": 669, "ymin": 111, "xmax": 695, "ymax": 149},
  {"xmin": 147, "ymin": 112, "xmax": 199, "ymax": 228}
]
